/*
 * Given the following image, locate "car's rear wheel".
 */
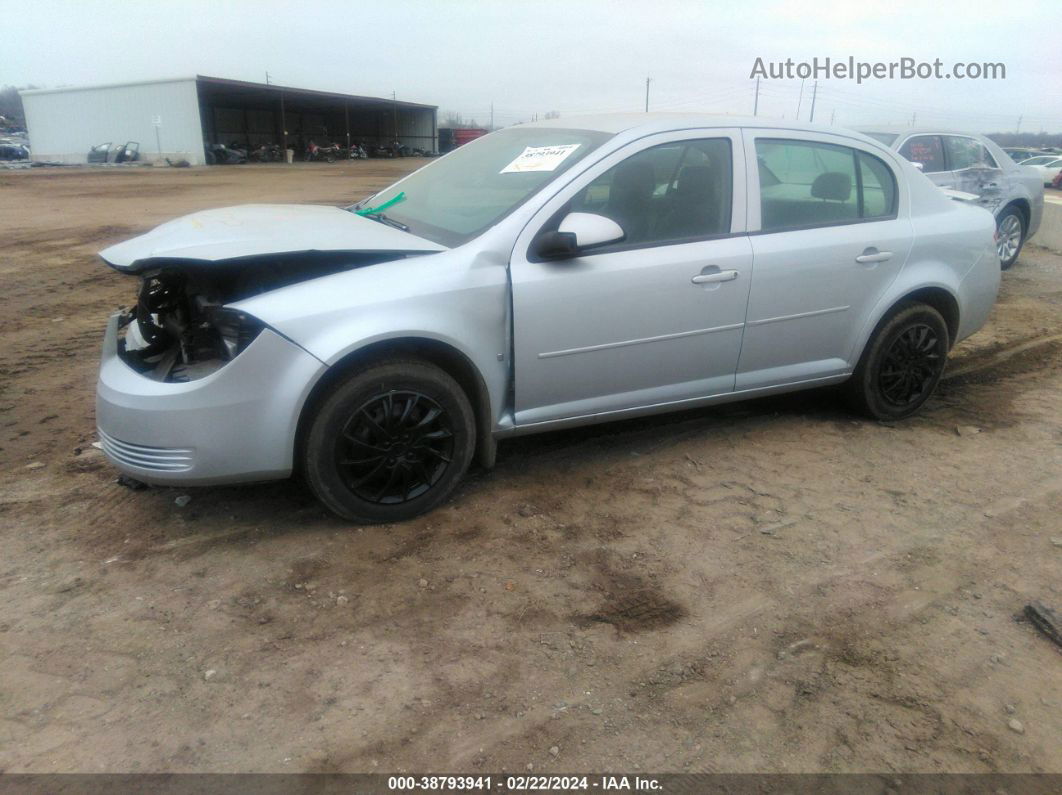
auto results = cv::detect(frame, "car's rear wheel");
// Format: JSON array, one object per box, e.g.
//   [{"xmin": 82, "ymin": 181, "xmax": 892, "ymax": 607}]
[
  {"xmin": 844, "ymin": 303, "xmax": 949, "ymax": 421},
  {"xmin": 996, "ymin": 207, "xmax": 1024, "ymax": 270},
  {"xmin": 303, "ymin": 360, "xmax": 476, "ymax": 523}
]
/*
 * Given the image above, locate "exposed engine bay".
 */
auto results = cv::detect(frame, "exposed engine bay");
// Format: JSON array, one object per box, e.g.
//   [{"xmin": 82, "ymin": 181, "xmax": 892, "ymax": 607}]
[{"xmin": 115, "ymin": 251, "xmax": 408, "ymax": 382}]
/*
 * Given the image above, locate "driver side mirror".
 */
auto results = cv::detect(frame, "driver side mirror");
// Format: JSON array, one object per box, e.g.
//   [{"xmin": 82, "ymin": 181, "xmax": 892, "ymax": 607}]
[
  {"xmin": 910, "ymin": 161, "xmax": 925, "ymax": 172},
  {"xmin": 534, "ymin": 212, "xmax": 625, "ymax": 260}
]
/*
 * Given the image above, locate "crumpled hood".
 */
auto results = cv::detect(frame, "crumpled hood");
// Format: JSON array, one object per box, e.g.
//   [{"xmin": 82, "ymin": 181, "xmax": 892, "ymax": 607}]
[{"xmin": 99, "ymin": 204, "xmax": 445, "ymax": 271}]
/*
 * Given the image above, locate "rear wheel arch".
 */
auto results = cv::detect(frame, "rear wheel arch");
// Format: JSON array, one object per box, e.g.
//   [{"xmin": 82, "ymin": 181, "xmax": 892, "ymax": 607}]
[
  {"xmin": 1001, "ymin": 198, "xmax": 1030, "ymax": 231},
  {"xmin": 896, "ymin": 287, "xmax": 960, "ymax": 348},
  {"xmin": 294, "ymin": 337, "xmax": 496, "ymax": 473},
  {"xmin": 851, "ymin": 285, "xmax": 959, "ymax": 373}
]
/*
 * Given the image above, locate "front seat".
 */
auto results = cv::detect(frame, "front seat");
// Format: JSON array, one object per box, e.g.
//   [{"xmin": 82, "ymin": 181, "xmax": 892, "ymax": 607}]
[
  {"xmin": 605, "ymin": 160, "xmax": 655, "ymax": 243},
  {"xmin": 657, "ymin": 165, "xmax": 720, "ymax": 239}
]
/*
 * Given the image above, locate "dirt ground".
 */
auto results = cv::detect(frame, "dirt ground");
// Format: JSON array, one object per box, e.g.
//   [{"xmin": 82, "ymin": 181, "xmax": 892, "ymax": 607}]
[{"xmin": 0, "ymin": 161, "xmax": 1060, "ymax": 774}]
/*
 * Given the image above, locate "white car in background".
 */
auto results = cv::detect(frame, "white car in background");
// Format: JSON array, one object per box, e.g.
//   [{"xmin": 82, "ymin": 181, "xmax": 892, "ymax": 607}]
[
  {"xmin": 863, "ymin": 128, "xmax": 1044, "ymax": 269},
  {"xmin": 1020, "ymin": 156, "xmax": 1062, "ymax": 187}
]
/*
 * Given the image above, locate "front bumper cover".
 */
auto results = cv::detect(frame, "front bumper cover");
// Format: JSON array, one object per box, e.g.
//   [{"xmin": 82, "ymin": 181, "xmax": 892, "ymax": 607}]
[{"xmin": 96, "ymin": 313, "xmax": 326, "ymax": 485}]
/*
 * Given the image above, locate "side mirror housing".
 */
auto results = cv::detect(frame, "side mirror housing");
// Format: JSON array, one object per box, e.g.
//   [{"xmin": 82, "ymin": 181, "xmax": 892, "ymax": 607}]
[
  {"xmin": 534, "ymin": 212, "xmax": 625, "ymax": 260},
  {"xmin": 910, "ymin": 161, "xmax": 925, "ymax": 172},
  {"xmin": 534, "ymin": 231, "xmax": 578, "ymax": 260}
]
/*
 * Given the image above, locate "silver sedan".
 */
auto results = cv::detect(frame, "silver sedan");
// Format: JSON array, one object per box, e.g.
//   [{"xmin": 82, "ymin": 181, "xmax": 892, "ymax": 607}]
[{"xmin": 96, "ymin": 115, "xmax": 1000, "ymax": 522}]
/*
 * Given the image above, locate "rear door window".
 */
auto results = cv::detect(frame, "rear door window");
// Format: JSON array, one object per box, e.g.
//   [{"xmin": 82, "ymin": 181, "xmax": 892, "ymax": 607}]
[
  {"xmin": 755, "ymin": 139, "xmax": 898, "ymax": 231},
  {"xmin": 945, "ymin": 136, "xmax": 996, "ymax": 170},
  {"xmin": 756, "ymin": 139, "xmax": 859, "ymax": 231},
  {"xmin": 899, "ymin": 135, "xmax": 947, "ymax": 173}
]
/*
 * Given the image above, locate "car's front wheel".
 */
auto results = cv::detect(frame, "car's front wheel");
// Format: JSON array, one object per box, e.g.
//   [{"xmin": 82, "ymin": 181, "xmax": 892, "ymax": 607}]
[
  {"xmin": 303, "ymin": 360, "xmax": 476, "ymax": 523},
  {"xmin": 996, "ymin": 207, "xmax": 1025, "ymax": 270},
  {"xmin": 844, "ymin": 303, "xmax": 950, "ymax": 421}
]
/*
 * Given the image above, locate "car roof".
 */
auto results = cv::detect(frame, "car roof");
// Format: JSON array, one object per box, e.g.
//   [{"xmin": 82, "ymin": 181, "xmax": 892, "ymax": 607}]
[
  {"xmin": 517, "ymin": 113, "xmax": 884, "ymax": 145},
  {"xmin": 857, "ymin": 126, "xmax": 993, "ymax": 138}
]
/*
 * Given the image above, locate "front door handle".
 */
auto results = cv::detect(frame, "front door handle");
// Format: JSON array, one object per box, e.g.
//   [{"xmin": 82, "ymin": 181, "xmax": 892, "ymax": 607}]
[
  {"xmin": 691, "ymin": 269, "xmax": 738, "ymax": 285},
  {"xmin": 855, "ymin": 247, "xmax": 893, "ymax": 264}
]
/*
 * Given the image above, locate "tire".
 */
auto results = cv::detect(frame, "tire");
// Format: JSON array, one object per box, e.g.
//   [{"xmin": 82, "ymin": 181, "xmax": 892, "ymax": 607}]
[
  {"xmin": 303, "ymin": 359, "xmax": 476, "ymax": 523},
  {"xmin": 996, "ymin": 207, "xmax": 1024, "ymax": 270},
  {"xmin": 844, "ymin": 303, "xmax": 950, "ymax": 421}
]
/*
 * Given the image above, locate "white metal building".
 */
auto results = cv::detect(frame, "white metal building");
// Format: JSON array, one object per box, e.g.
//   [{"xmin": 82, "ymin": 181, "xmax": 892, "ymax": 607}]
[{"xmin": 21, "ymin": 76, "xmax": 438, "ymax": 165}]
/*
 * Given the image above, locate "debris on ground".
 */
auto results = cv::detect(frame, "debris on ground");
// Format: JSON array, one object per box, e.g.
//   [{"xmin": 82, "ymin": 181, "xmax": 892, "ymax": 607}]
[
  {"xmin": 174, "ymin": 495, "xmax": 192, "ymax": 507},
  {"xmin": 1007, "ymin": 718, "xmax": 1025, "ymax": 734},
  {"xmin": 24, "ymin": 461, "xmax": 45, "ymax": 470},
  {"xmin": 1024, "ymin": 601, "xmax": 1062, "ymax": 648},
  {"xmin": 115, "ymin": 474, "xmax": 148, "ymax": 491}
]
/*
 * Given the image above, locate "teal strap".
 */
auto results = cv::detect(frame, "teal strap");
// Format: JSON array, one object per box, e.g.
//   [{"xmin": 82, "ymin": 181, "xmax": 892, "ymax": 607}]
[{"xmin": 356, "ymin": 191, "xmax": 406, "ymax": 216}]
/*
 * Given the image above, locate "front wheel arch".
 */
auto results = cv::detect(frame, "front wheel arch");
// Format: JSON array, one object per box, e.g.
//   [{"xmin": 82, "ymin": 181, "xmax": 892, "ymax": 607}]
[{"xmin": 294, "ymin": 337, "xmax": 495, "ymax": 475}]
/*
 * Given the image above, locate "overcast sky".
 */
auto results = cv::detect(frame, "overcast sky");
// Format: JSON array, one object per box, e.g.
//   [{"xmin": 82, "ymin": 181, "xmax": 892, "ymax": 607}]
[{"xmin": 4, "ymin": 0, "xmax": 1060, "ymax": 132}]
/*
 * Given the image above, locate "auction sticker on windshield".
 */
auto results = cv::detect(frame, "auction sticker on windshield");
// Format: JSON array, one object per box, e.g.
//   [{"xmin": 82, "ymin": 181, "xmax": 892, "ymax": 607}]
[{"xmin": 500, "ymin": 144, "xmax": 581, "ymax": 173}]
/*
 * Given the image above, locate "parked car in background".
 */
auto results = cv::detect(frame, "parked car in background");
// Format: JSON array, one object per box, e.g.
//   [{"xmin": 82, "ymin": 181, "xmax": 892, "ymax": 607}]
[
  {"xmin": 0, "ymin": 141, "xmax": 30, "ymax": 160},
  {"xmin": 1052, "ymin": 171, "xmax": 1062, "ymax": 190},
  {"xmin": 1021, "ymin": 156, "xmax": 1062, "ymax": 186},
  {"xmin": 1017, "ymin": 155, "xmax": 1061, "ymax": 167},
  {"xmin": 87, "ymin": 141, "xmax": 140, "ymax": 164},
  {"xmin": 1002, "ymin": 147, "xmax": 1046, "ymax": 162},
  {"xmin": 96, "ymin": 116, "xmax": 1000, "ymax": 522},
  {"xmin": 862, "ymin": 128, "xmax": 1043, "ymax": 269},
  {"xmin": 204, "ymin": 143, "xmax": 247, "ymax": 165}
]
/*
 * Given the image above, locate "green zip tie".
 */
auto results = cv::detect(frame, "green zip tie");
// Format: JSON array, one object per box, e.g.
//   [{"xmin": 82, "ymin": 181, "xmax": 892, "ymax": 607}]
[{"xmin": 356, "ymin": 191, "xmax": 406, "ymax": 216}]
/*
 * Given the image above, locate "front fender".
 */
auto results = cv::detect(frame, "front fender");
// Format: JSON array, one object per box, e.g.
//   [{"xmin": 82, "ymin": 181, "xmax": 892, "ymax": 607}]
[{"xmin": 230, "ymin": 249, "xmax": 511, "ymax": 428}]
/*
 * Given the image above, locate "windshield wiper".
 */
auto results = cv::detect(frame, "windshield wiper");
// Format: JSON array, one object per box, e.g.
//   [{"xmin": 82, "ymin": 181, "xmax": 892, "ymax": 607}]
[
  {"xmin": 365, "ymin": 212, "xmax": 409, "ymax": 232},
  {"xmin": 355, "ymin": 191, "xmax": 406, "ymax": 216}
]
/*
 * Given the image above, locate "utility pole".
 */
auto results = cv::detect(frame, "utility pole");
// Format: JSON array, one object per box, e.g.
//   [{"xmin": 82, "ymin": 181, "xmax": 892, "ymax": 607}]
[
  {"xmin": 753, "ymin": 77, "xmax": 760, "ymax": 116},
  {"xmin": 830, "ymin": 108, "xmax": 835, "ymax": 125},
  {"xmin": 265, "ymin": 71, "xmax": 271, "ymax": 86},
  {"xmin": 392, "ymin": 91, "xmax": 398, "ymax": 143},
  {"xmin": 1016, "ymin": 115, "xmax": 1022, "ymax": 133},
  {"xmin": 910, "ymin": 112, "xmax": 916, "ymax": 125},
  {"xmin": 490, "ymin": 101, "xmax": 494, "ymax": 130},
  {"xmin": 808, "ymin": 80, "xmax": 818, "ymax": 123},
  {"xmin": 796, "ymin": 78, "xmax": 805, "ymax": 121},
  {"xmin": 645, "ymin": 77, "xmax": 652, "ymax": 113}
]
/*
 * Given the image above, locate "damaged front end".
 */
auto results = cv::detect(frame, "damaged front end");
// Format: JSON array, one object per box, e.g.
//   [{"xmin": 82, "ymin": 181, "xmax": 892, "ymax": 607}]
[{"xmin": 112, "ymin": 252, "xmax": 401, "ymax": 382}]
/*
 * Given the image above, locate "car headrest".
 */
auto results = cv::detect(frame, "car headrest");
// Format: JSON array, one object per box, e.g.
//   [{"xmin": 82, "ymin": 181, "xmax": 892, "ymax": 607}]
[
  {"xmin": 674, "ymin": 165, "xmax": 714, "ymax": 201},
  {"xmin": 811, "ymin": 171, "xmax": 852, "ymax": 202},
  {"xmin": 610, "ymin": 160, "xmax": 655, "ymax": 203}
]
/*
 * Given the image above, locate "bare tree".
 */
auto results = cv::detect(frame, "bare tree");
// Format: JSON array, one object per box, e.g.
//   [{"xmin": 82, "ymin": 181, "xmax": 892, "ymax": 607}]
[
  {"xmin": 441, "ymin": 111, "xmax": 482, "ymax": 129},
  {"xmin": 0, "ymin": 85, "xmax": 35, "ymax": 130}
]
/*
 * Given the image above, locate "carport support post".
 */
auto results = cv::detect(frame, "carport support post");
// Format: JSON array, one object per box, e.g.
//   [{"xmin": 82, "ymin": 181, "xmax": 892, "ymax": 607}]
[
  {"xmin": 345, "ymin": 103, "xmax": 350, "ymax": 149},
  {"xmin": 279, "ymin": 90, "xmax": 287, "ymax": 162}
]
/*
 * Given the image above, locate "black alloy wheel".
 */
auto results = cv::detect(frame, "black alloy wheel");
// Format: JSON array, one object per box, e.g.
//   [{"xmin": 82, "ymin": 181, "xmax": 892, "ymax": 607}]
[
  {"xmin": 844, "ymin": 302, "xmax": 950, "ymax": 421},
  {"xmin": 337, "ymin": 390, "xmax": 455, "ymax": 504},
  {"xmin": 303, "ymin": 359, "xmax": 476, "ymax": 523},
  {"xmin": 876, "ymin": 323, "xmax": 944, "ymax": 409}
]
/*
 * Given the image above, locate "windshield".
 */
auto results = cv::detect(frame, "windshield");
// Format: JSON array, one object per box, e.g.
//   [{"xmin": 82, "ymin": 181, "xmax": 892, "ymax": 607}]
[
  {"xmin": 351, "ymin": 127, "xmax": 612, "ymax": 247},
  {"xmin": 861, "ymin": 132, "xmax": 898, "ymax": 146}
]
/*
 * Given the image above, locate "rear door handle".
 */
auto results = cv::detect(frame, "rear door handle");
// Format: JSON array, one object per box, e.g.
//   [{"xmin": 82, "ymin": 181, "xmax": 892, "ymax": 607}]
[
  {"xmin": 855, "ymin": 248, "xmax": 893, "ymax": 264},
  {"xmin": 691, "ymin": 269, "xmax": 738, "ymax": 284}
]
